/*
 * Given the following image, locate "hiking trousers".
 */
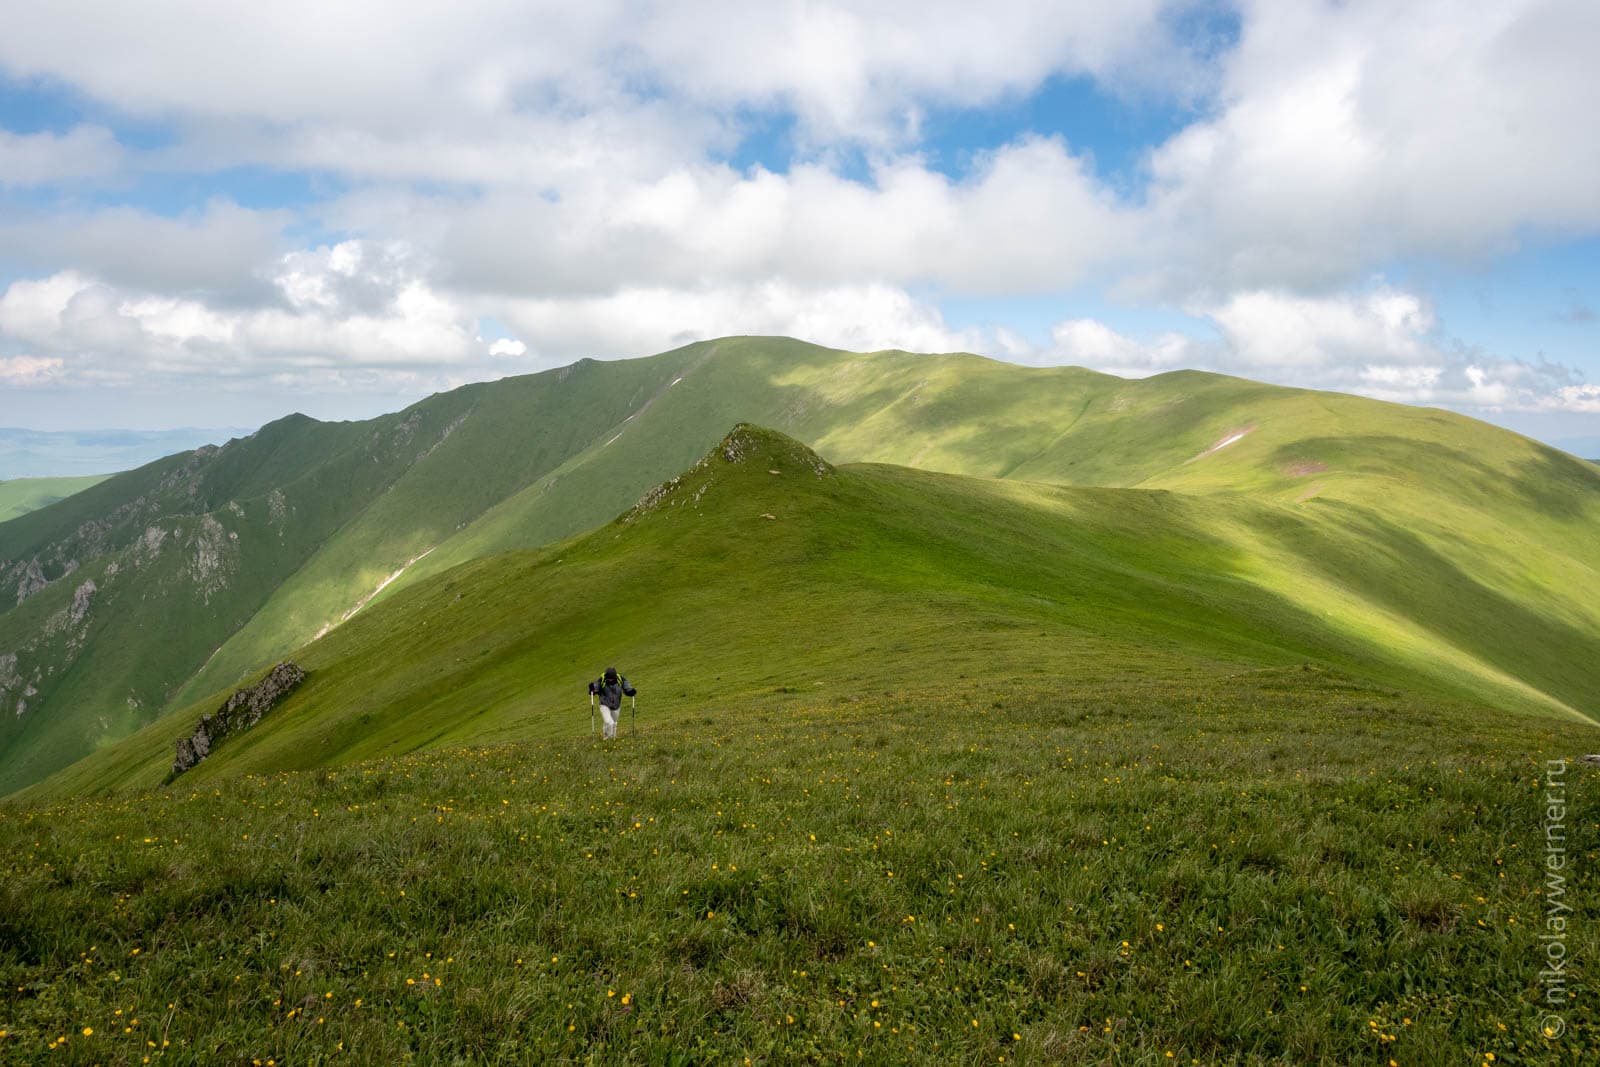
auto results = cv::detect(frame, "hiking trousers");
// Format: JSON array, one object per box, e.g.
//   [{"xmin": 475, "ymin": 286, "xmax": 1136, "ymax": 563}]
[{"xmin": 599, "ymin": 703, "xmax": 619, "ymax": 739}]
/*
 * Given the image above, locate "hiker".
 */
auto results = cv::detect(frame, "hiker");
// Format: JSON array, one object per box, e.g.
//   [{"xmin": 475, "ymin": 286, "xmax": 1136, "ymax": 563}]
[{"xmin": 588, "ymin": 666, "xmax": 637, "ymax": 740}]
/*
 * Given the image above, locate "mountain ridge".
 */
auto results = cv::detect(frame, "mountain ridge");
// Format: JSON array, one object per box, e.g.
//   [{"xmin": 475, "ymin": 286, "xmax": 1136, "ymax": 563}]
[
  {"xmin": 3, "ymin": 336, "xmax": 1599, "ymax": 795},
  {"xmin": 20, "ymin": 418, "xmax": 1600, "ymax": 803}
]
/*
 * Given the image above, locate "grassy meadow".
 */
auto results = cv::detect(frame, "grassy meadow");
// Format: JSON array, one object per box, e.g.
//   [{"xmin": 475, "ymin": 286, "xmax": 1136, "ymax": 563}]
[
  {"xmin": 2, "ymin": 426, "xmax": 1597, "ymax": 1063},
  {"xmin": 2, "ymin": 672, "xmax": 1595, "ymax": 1064}
]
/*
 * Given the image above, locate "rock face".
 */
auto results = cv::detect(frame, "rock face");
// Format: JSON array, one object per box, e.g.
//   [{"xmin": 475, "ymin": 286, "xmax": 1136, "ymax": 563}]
[
  {"xmin": 69, "ymin": 580, "xmax": 96, "ymax": 624},
  {"xmin": 15, "ymin": 559, "xmax": 46, "ymax": 605},
  {"xmin": 172, "ymin": 661, "xmax": 306, "ymax": 776}
]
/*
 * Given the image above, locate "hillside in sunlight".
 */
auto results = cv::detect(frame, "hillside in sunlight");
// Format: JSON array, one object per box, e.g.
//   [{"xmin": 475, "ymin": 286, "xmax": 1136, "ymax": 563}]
[{"xmin": 5, "ymin": 338, "xmax": 1600, "ymax": 795}]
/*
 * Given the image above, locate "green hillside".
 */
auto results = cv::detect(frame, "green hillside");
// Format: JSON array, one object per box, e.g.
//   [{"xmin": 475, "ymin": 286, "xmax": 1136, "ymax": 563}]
[
  {"xmin": 185, "ymin": 340, "xmax": 1600, "ymax": 728},
  {"xmin": 0, "ymin": 357, "xmax": 705, "ymax": 794},
  {"xmin": 0, "ymin": 475, "xmax": 109, "ymax": 523},
  {"xmin": 5, "ymin": 428, "xmax": 1597, "ymax": 1064},
  {"xmin": 0, "ymin": 411, "xmax": 496, "ymax": 795},
  {"xmin": 30, "ymin": 424, "xmax": 1600, "ymax": 801},
  {"xmin": 4, "ymin": 337, "xmax": 1600, "ymax": 796}
]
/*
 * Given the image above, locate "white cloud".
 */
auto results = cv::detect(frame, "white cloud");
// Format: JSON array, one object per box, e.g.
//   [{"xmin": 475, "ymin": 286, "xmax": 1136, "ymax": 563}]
[
  {"xmin": 498, "ymin": 280, "xmax": 978, "ymax": 362},
  {"xmin": 1548, "ymin": 385, "xmax": 1600, "ymax": 414},
  {"xmin": 1, "ymin": 0, "xmax": 1597, "ymax": 429},
  {"xmin": 0, "ymin": 2, "xmax": 1200, "ymax": 150},
  {"xmin": 0, "ymin": 200, "xmax": 289, "ymax": 297},
  {"xmin": 0, "ymin": 272, "xmax": 96, "ymax": 343},
  {"xmin": 1046, "ymin": 318, "xmax": 1193, "ymax": 377},
  {"xmin": 1139, "ymin": 0, "xmax": 1600, "ymax": 296},
  {"xmin": 1039, "ymin": 283, "xmax": 1600, "ymax": 415},
  {"xmin": 0, "ymin": 124, "xmax": 122, "ymax": 186},
  {"xmin": 626, "ymin": 0, "xmax": 1202, "ymax": 144},
  {"xmin": 0, "ymin": 244, "xmax": 984, "ymax": 390},
  {"xmin": 1204, "ymin": 287, "xmax": 1437, "ymax": 371},
  {"xmin": 4, "ymin": 2, "xmax": 1597, "ymax": 294},
  {"xmin": 331, "ymin": 137, "xmax": 1132, "ymax": 301},
  {"xmin": 0, "ymin": 242, "xmax": 501, "ymax": 387},
  {"xmin": 0, "ymin": 355, "xmax": 65, "ymax": 386}
]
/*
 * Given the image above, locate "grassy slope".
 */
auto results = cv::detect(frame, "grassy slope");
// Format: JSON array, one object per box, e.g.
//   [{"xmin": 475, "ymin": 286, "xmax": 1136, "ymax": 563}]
[
  {"xmin": 0, "ymin": 413, "xmax": 445, "ymax": 794},
  {"xmin": 172, "ymin": 351, "xmax": 705, "ymax": 709},
  {"xmin": 4, "ymin": 430, "xmax": 1597, "ymax": 1063},
  {"xmin": 31, "ymin": 426, "xmax": 1600, "ymax": 803},
  {"xmin": 7, "ymin": 338, "xmax": 1600, "ymax": 796},
  {"xmin": 0, "ymin": 355, "xmax": 704, "ymax": 794},
  {"xmin": 3, "ymin": 693, "xmax": 1595, "ymax": 1065},
  {"xmin": 0, "ymin": 475, "xmax": 109, "ymax": 523},
  {"xmin": 183, "ymin": 338, "xmax": 1600, "ymax": 728}
]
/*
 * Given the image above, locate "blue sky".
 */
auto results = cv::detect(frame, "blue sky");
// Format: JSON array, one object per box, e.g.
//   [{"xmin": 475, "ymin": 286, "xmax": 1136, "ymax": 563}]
[{"xmin": 0, "ymin": 1, "xmax": 1596, "ymax": 451}]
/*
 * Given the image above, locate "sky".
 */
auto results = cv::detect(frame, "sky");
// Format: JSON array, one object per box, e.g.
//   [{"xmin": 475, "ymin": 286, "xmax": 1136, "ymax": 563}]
[{"xmin": 0, "ymin": 1, "xmax": 1597, "ymax": 452}]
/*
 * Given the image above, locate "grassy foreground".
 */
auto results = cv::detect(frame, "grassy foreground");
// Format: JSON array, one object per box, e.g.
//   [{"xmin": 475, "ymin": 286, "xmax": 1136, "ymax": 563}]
[{"xmin": 3, "ymin": 672, "xmax": 1596, "ymax": 1064}]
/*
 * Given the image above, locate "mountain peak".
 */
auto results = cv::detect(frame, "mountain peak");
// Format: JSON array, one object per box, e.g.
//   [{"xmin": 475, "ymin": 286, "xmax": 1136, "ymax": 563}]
[
  {"xmin": 714, "ymin": 423, "xmax": 832, "ymax": 477},
  {"xmin": 627, "ymin": 424, "xmax": 831, "ymax": 522}
]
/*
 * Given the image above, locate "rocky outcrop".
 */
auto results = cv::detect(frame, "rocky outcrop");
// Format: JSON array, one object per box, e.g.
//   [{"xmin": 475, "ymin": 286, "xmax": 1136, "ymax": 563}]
[
  {"xmin": 718, "ymin": 423, "xmax": 832, "ymax": 476},
  {"xmin": 172, "ymin": 661, "xmax": 306, "ymax": 776},
  {"xmin": 267, "ymin": 488, "xmax": 289, "ymax": 527},
  {"xmin": 15, "ymin": 559, "xmax": 46, "ymax": 605},
  {"xmin": 188, "ymin": 514, "xmax": 238, "ymax": 602},
  {"xmin": 69, "ymin": 580, "xmax": 96, "ymax": 624},
  {"xmin": 0, "ymin": 652, "xmax": 21, "ymax": 717},
  {"xmin": 629, "ymin": 424, "xmax": 831, "ymax": 521}
]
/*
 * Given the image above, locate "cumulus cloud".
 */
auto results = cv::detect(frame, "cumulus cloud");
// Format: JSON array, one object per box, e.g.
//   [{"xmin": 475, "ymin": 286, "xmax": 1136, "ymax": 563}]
[
  {"xmin": 1042, "ymin": 284, "xmax": 1600, "ymax": 414},
  {"xmin": 1548, "ymin": 385, "xmax": 1600, "ymax": 413},
  {"xmin": 4, "ymin": 2, "xmax": 1597, "ymax": 294},
  {"xmin": 497, "ymin": 279, "xmax": 982, "ymax": 361},
  {"xmin": 0, "ymin": 242, "xmax": 986, "ymax": 389},
  {"xmin": 1045, "ymin": 318, "xmax": 1192, "ymax": 378},
  {"xmin": 1204, "ymin": 287, "xmax": 1437, "ymax": 372},
  {"xmin": 341, "ymin": 137, "xmax": 1132, "ymax": 300},
  {"xmin": 0, "ymin": 242, "xmax": 496, "ymax": 387},
  {"xmin": 0, "ymin": 200, "xmax": 289, "ymax": 298},
  {"xmin": 0, "ymin": 124, "xmax": 123, "ymax": 186},
  {"xmin": 1, "ymin": 1, "xmax": 1597, "ymax": 430},
  {"xmin": 0, "ymin": 2, "xmax": 1201, "ymax": 151},
  {"xmin": 625, "ymin": 0, "xmax": 1206, "ymax": 144},
  {"xmin": 1138, "ymin": 0, "xmax": 1600, "ymax": 296},
  {"xmin": 486, "ymin": 338, "xmax": 526, "ymax": 358}
]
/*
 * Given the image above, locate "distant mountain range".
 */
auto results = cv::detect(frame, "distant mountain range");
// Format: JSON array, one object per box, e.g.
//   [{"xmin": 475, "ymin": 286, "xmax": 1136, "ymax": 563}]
[
  {"xmin": 0, "ymin": 426, "xmax": 249, "ymax": 479},
  {"xmin": 3, "ymin": 337, "xmax": 1598, "ymax": 797}
]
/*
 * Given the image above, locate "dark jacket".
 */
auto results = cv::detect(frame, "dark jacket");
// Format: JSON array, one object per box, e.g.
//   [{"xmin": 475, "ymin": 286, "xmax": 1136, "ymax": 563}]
[{"xmin": 588, "ymin": 674, "xmax": 636, "ymax": 710}]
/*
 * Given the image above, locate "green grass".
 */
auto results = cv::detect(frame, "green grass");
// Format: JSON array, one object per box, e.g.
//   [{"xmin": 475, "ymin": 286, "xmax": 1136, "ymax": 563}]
[
  {"xmin": 3, "ymin": 673, "xmax": 1595, "ymax": 1063},
  {"xmin": 6, "ymin": 338, "xmax": 1600, "ymax": 798},
  {"xmin": 29, "ymin": 424, "xmax": 1599, "ymax": 804},
  {"xmin": 0, "ymin": 353, "xmax": 712, "ymax": 793},
  {"xmin": 0, "ymin": 476, "xmax": 109, "ymax": 523},
  {"xmin": 4, "ymin": 432, "xmax": 1598, "ymax": 1062}
]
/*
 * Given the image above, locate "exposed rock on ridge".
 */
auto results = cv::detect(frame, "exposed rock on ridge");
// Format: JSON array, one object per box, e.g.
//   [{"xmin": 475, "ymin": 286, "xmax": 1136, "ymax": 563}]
[
  {"xmin": 627, "ymin": 424, "xmax": 832, "ymax": 521},
  {"xmin": 171, "ymin": 661, "xmax": 306, "ymax": 777}
]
